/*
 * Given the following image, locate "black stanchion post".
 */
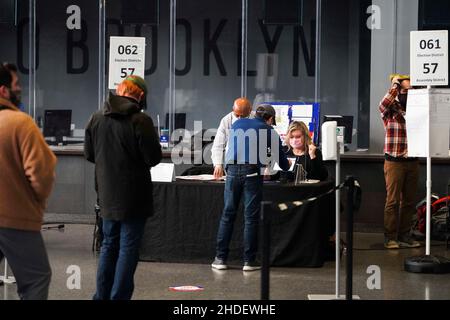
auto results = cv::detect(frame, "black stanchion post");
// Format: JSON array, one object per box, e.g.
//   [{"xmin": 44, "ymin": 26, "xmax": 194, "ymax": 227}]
[
  {"xmin": 260, "ymin": 201, "xmax": 272, "ymax": 300},
  {"xmin": 345, "ymin": 176, "xmax": 355, "ymax": 300}
]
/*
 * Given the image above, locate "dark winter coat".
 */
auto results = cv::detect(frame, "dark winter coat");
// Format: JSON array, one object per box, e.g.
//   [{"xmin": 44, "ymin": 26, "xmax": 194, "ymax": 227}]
[{"xmin": 84, "ymin": 93, "xmax": 162, "ymax": 220}]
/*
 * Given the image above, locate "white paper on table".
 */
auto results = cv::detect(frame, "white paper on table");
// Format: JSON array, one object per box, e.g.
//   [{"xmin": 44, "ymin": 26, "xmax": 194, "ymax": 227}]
[
  {"xmin": 273, "ymin": 157, "xmax": 296, "ymax": 171},
  {"xmin": 176, "ymin": 174, "xmax": 224, "ymax": 181},
  {"xmin": 300, "ymin": 179, "xmax": 320, "ymax": 184},
  {"xmin": 150, "ymin": 163, "xmax": 175, "ymax": 182}
]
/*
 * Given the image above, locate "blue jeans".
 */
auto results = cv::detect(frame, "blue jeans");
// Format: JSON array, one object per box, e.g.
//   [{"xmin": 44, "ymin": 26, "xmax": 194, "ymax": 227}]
[
  {"xmin": 215, "ymin": 164, "xmax": 263, "ymax": 263},
  {"xmin": 93, "ymin": 216, "xmax": 147, "ymax": 300}
]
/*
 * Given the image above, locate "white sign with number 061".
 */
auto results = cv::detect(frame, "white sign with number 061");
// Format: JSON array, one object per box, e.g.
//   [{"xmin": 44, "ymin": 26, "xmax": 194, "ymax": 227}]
[{"xmin": 410, "ymin": 30, "xmax": 448, "ymax": 86}]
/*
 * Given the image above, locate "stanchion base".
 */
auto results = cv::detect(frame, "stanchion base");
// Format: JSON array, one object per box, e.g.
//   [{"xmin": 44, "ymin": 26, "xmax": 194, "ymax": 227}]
[
  {"xmin": 307, "ymin": 294, "xmax": 360, "ymax": 300},
  {"xmin": 404, "ymin": 255, "xmax": 450, "ymax": 274},
  {"xmin": 0, "ymin": 276, "xmax": 16, "ymax": 284}
]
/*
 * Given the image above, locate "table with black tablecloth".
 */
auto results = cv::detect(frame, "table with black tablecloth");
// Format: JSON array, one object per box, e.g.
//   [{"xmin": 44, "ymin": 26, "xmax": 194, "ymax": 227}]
[{"xmin": 140, "ymin": 180, "xmax": 335, "ymax": 267}]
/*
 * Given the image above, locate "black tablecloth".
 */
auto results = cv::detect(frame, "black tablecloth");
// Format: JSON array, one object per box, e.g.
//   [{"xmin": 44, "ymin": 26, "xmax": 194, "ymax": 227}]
[{"xmin": 140, "ymin": 180, "xmax": 335, "ymax": 267}]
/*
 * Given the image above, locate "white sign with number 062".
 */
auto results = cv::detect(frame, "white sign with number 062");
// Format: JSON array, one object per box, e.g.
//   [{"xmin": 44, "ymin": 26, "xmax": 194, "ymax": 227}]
[
  {"xmin": 108, "ymin": 36, "xmax": 146, "ymax": 89},
  {"xmin": 410, "ymin": 30, "xmax": 448, "ymax": 86}
]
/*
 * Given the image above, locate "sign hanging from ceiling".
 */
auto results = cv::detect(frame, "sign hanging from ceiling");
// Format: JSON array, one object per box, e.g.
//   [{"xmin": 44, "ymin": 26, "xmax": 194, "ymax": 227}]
[
  {"xmin": 410, "ymin": 30, "xmax": 448, "ymax": 86},
  {"xmin": 108, "ymin": 36, "xmax": 146, "ymax": 89}
]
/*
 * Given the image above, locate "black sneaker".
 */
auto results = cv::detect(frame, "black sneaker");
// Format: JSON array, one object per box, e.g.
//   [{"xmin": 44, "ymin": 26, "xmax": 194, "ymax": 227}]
[
  {"xmin": 0, "ymin": 279, "xmax": 3, "ymax": 286},
  {"xmin": 243, "ymin": 261, "xmax": 261, "ymax": 271},
  {"xmin": 398, "ymin": 234, "xmax": 421, "ymax": 248},
  {"xmin": 211, "ymin": 258, "xmax": 228, "ymax": 270}
]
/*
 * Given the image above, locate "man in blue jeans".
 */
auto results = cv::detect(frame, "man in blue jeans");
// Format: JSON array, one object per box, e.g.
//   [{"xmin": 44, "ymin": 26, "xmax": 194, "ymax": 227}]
[
  {"xmin": 212, "ymin": 104, "xmax": 290, "ymax": 271},
  {"xmin": 84, "ymin": 76, "xmax": 162, "ymax": 299}
]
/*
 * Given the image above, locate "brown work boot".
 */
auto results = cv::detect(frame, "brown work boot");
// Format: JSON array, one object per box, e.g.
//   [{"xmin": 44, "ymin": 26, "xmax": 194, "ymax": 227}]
[{"xmin": 384, "ymin": 238, "xmax": 400, "ymax": 249}]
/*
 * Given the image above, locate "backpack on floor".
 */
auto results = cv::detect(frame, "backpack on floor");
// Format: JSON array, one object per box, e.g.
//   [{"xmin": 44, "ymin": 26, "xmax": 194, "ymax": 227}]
[{"xmin": 413, "ymin": 195, "xmax": 450, "ymax": 240}]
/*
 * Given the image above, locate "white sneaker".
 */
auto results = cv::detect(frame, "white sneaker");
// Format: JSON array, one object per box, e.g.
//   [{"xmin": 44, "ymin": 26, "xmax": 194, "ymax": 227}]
[
  {"xmin": 211, "ymin": 258, "xmax": 228, "ymax": 270},
  {"xmin": 243, "ymin": 261, "xmax": 261, "ymax": 271}
]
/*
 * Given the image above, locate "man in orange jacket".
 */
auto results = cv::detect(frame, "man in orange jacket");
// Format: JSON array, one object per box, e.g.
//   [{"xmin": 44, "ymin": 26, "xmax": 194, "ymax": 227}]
[{"xmin": 0, "ymin": 64, "xmax": 57, "ymax": 299}]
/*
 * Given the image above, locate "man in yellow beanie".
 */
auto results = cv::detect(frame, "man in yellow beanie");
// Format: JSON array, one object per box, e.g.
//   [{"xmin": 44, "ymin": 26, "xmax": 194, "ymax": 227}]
[{"xmin": 378, "ymin": 73, "xmax": 420, "ymax": 249}]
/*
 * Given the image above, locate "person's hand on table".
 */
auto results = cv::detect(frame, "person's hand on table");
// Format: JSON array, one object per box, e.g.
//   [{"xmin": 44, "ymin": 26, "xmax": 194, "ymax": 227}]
[{"xmin": 213, "ymin": 165, "xmax": 224, "ymax": 180}]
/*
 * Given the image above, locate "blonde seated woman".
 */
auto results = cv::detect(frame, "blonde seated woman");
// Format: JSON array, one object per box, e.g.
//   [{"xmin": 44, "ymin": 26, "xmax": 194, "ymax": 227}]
[{"xmin": 281, "ymin": 121, "xmax": 328, "ymax": 182}]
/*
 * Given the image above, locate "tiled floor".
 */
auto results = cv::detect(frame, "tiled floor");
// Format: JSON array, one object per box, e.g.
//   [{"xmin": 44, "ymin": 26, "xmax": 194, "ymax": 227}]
[{"xmin": 1, "ymin": 224, "xmax": 450, "ymax": 300}]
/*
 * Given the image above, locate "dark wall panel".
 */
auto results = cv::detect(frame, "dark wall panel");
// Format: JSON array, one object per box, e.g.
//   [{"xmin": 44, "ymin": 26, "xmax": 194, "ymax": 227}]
[
  {"xmin": 0, "ymin": 0, "xmax": 16, "ymax": 25},
  {"xmin": 121, "ymin": 0, "xmax": 159, "ymax": 25}
]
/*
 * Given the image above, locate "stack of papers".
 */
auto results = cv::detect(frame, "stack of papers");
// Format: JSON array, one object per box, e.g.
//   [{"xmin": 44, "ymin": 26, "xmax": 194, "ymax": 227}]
[
  {"xmin": 299, "ymin": 179, "xmax": 320, "ymax": 184},
  {"xmin": 176, "ymin": 174, "xmax": 225, "ymax": 181},
  {"xmin": 48, "ymin": 145, "xmax": 84, "ymax": 151}
]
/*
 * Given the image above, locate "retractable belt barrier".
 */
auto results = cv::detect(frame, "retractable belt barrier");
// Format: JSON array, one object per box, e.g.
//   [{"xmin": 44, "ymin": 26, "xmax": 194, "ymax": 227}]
[
  {"xmin": 260, "ymin": 176, "xmax": 357, "ymax": 300},
  {"xmin": 277, "ymin": 181, "xmax": 346, "ymax": 213}
]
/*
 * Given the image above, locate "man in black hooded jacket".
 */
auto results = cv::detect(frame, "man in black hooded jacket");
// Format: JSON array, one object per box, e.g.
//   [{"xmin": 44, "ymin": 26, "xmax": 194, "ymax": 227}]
[{"xmin": 84, "ymin": 75, "xmax": 162, "ymax": 300}]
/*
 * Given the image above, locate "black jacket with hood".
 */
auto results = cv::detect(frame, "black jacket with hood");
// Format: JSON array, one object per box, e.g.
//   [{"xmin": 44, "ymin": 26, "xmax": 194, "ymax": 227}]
[{"xmin": 84, "ymin": 93, "xmax": 162, "ymax": 220}]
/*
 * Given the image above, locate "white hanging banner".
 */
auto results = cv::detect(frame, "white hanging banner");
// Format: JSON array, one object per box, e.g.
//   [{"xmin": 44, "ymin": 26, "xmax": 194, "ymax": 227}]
[
  {"xmin": 410, "ymin": 30, "xmax": 448, "ymax": 86},
  {"xmin": 108, "ymin": 36, "xmax": 146, "ymax": 89},
  {"xmin": 406, "ymin": 88, "xmax": 450, "ymax": 157}
]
